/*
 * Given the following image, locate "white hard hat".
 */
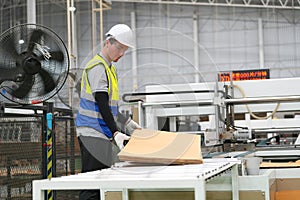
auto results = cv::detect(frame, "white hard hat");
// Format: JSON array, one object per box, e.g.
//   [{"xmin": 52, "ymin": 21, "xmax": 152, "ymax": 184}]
[{"xmin": 105, "ymin": 24, "xmax": 134, "ymax": 48}]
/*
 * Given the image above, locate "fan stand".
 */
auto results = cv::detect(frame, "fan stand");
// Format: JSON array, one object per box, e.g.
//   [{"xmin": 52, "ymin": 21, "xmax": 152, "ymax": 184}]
[
  {"xmin": 0, "ymin": 23, "xmax": 70, "ymax": 200},
  {"xmin": 42, "ymin": 102, "xmax": 56, "ymax": 200}
]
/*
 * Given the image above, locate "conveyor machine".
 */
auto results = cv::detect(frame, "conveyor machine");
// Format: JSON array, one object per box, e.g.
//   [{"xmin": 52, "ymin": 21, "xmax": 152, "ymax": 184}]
[
  {"xmin": 123, "ymin": 77, "xmax": 300, "ymax": 158},
  {"xmin": 121, "ymin": 78, "xmax": 300, "ymax": 200}
]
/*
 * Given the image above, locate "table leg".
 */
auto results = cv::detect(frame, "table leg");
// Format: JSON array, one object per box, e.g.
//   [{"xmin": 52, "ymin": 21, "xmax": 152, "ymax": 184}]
[
  {"xmin": 32, "ymin": 181, "xmax": 45, "ymax": 200},
  {"xmin": 100, "ymin": 189, "xmax": 106, "ymax": 200},
  {"xmin": 231, "ymin": 164, "xmax": 239, "ymax": 200},
  {"xmin": 194, "ymin": 180, "xmax": 206, "ymax": 200},
  {"xmin": 122, "ymin": 189, "xmax": 129, "ymax": 200}
]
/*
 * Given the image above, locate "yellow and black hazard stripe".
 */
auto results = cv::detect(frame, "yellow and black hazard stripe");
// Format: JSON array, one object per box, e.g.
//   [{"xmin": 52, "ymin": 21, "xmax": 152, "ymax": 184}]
[{"xmin": 46, "ymin": 113, "xmax": 53, "ymax": 200}]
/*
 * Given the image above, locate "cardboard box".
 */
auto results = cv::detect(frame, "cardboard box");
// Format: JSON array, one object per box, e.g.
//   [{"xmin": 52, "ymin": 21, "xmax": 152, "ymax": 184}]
[
  {"xmin": 275, "ymin": 178, "xmax": 300, "ymax": 200},
  {"xmin": 276, "ymin": 190, "xmax": 300, "ymax": 200},
  {"xmin": 106, "ymin": 191, "xmax": 267, "ymax": 200}
]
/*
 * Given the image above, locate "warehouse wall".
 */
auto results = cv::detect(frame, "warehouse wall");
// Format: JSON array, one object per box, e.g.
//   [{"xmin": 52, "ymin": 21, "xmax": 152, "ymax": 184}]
[
  {"xmin": 0, "ymin": 1, "xmax": 300, "ymax": 103},
  {"xmin": 103, "ymin": 3, "xmax": 300, "ymax": 95}
]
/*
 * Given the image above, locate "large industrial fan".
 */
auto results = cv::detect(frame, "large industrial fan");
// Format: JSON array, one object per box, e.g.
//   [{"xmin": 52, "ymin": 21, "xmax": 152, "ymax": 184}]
[{"xmin": 0, "ymin": 24, "xmax": 69, "ymax": 104}]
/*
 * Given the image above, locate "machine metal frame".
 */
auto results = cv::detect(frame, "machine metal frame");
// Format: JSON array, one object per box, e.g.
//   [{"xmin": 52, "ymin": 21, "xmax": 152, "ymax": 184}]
[{"xmin": 126, "ymin": 77, "xmax": 300, "ymax": 149}]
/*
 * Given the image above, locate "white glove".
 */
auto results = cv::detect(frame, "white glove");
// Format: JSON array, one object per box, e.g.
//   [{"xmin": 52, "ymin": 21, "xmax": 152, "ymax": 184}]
[
  {"xmin": 114, "ymin": 131, "xmax": 130, "ymax": 150},
  {"xmin": 125, "ymin": 119, "xmax": 142, "ymax": 135}
]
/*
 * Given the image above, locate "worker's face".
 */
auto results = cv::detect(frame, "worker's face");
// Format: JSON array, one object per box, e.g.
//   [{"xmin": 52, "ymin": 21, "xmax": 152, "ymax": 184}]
[{"xmin": 108, "ymin": 40, "xmax": 128, "ymax": 62}]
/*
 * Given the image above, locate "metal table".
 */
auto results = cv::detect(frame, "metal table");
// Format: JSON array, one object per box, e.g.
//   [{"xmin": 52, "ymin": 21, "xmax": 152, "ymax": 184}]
[{"xmin": 32, "ymin": 158, "xmax": 240, "ymax": 200}]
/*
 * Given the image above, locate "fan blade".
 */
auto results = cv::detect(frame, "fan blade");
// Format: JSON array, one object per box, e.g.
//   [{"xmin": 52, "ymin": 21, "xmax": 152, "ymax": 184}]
[
  {"xmin": 39, "ymin": 68, "xmax": 56, "ymax": 93},
  {"xmin": 13, "ymin": 74, "xmax": 34, "ymax": 98},
  {"xmin": 50, "ymin": 51, "xmax": 64, "ymax": 62},
  {"xmin": 27, "ymin": 29, "xmax": 44, "ymax": 54},
  {"xmin": 0, "ymin": 67, "xmax": 23, "ymax": 84}
]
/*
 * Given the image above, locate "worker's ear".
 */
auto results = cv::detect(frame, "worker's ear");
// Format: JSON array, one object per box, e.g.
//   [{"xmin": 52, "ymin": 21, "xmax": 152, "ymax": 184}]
[{"xmin": 104, "ymin": 39, "xmax": 110, "ymax": 47}]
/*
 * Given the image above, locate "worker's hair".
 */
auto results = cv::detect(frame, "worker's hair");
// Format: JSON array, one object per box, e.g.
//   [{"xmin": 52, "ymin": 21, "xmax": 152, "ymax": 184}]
[
  {"xmin": 105, "ymin": 35, "xmax": 117, "ymax": 46},
  {"xmin": 108, "ymin": 37, "xmax": 117, "ymax": 44}
]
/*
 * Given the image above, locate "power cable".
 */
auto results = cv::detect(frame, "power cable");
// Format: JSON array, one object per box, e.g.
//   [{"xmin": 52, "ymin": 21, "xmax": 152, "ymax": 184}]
[{"xmin": 232, "ymin": 84, "xmax": 280, "ymax": 120}]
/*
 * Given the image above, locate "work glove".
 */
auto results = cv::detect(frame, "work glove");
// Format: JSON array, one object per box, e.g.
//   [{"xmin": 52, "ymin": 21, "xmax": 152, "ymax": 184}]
[
  {"xmin": 125, "ymin": 119, "xmax": 142, "ymax": 135},
  {"xmin": 114, "ymin": 131, "xmax": 130, "ymax": 150}
]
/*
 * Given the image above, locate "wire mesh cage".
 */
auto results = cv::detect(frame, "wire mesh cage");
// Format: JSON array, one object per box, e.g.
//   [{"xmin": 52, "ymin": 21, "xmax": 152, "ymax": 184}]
[
  {"xmin": 0, "ymin": 116, "xmax": 42, "ymax": 200},
  {"xmin": 0, "ymin": 114, "xmax": 79, "ymax": 200}
]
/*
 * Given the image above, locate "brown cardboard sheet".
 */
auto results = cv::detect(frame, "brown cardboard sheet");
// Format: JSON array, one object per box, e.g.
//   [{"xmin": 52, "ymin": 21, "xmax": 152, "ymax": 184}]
[
  {"xmin": 260, "ymin": 160, "xmax": 300, "ymax": 168},
  {"xmin": 118, "ymin": 129, "xmax": 203, "ymax": 165}
]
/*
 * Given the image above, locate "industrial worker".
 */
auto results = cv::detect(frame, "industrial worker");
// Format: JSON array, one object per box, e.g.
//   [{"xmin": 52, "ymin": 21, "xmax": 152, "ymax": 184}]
[{"xmin": 75, "ymin": 24, "xmax": 141, "ymax": 200}]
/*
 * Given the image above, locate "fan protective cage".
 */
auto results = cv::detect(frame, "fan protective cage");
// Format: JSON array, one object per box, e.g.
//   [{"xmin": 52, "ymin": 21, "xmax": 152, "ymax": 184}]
[{"xmin": 0, "ymin": 24, "xmax": 69, "ymax": 104}]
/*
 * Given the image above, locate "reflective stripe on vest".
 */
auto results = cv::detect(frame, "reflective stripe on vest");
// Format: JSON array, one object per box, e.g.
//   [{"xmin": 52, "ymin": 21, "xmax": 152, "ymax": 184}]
[{"xmin": 76, "ymin": 54, "xmax": 119, "ymax": 138}]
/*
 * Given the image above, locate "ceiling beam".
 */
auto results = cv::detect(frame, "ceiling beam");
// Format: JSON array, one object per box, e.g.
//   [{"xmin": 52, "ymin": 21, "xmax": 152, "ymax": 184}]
[{"xmin": 110, "ymin": 0, "xmax": 300, "ymax": 10}]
